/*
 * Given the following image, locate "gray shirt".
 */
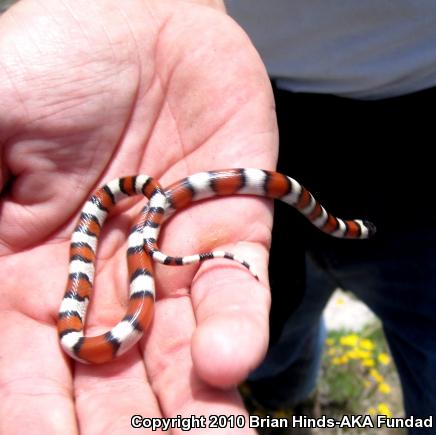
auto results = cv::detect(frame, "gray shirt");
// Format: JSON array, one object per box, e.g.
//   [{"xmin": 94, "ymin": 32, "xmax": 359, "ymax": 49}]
[{"xmin": 226, "ymin": 1, "xmax": 436, "ymax": 99}]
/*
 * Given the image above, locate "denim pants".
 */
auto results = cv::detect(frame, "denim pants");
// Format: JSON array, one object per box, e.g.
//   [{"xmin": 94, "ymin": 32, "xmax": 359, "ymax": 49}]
[{"xmin": 247, "ymin": 83, "xmax": 436, "ymax": 432}]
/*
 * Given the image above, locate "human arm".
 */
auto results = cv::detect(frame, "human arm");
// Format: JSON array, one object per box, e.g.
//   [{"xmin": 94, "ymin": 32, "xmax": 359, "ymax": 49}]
[{"xmin": 0, "ymin": 0, "xmax": 277, "ymax": 433}]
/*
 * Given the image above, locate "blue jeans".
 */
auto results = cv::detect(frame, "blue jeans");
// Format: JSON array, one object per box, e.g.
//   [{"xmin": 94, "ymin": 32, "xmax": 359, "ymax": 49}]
[
  {"xmin": 250, "ymin": 226, "xmax": 436, "ymax": 424},
  {"xmin": 247, "ymin": 83, "xmax": 436, "ymax": 434}
]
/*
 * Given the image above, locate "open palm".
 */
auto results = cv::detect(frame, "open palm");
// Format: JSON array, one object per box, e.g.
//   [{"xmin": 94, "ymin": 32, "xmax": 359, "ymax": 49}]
[{"xmin": 0, "ymin": 0, "xmax": 277, "ymax": 433}]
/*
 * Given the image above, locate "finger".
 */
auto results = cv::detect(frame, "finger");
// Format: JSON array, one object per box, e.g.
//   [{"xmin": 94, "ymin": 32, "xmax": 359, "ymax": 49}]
[
  {"xmin": 153, "ymin": 193, "xmax": 272, "ymax": 389},
  {"xmin": 143, "ymin": 294, "xmax": 257, "ymax": 434},
  {"xmin": 74, "ymin": 353, "xmax": 163, "ymax": 435},
  {"xmin": 70, "ymin": 247, "xmax": 164, "ymax": 435},
  {"xmin": 0, "ymin": 242, "xmax": 80, "ymax": 434},
  {"xmin": 0, "ymin": 312, "xmax": 78, "ymax": 434},
  {"xmin": 191, "ymin": 241, "xmax": 271, "ymax": 388}
]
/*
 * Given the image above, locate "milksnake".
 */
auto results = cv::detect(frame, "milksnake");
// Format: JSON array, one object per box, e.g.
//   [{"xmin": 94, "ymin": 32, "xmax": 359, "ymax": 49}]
[{"xmin": 58, "ymin": 168, "xmax": 375, "ymax": 364}]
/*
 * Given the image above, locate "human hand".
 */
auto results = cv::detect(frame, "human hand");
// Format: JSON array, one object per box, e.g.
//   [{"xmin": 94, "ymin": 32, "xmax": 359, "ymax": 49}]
[{"xmin": 0, "ymin": 0, "xmax": 277, "ymax": 433}]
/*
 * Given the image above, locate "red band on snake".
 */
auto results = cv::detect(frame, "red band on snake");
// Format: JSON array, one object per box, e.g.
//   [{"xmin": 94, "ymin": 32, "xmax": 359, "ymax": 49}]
[{"xmin": 58, "ymin": 169, "xmax": 375, "ymax": 364}]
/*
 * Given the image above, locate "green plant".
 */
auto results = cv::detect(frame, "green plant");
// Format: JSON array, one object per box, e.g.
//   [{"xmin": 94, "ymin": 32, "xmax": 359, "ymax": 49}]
[{"xmin": 319, "ymin": 324, "xmax": 403, "ymax": 419}]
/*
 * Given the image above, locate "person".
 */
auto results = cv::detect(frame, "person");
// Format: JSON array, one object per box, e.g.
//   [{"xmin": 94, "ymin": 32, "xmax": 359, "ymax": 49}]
[
  {"xmin": 0, "ymin": 1, "xmax": 434, "ymax": 434},
  {"xmin": 224, "ymin": 2, "xmax": 436, "ymax": 432},
  {"xmin": 0, "ymin": 1, "xmax": 276, "ymax": 433}
]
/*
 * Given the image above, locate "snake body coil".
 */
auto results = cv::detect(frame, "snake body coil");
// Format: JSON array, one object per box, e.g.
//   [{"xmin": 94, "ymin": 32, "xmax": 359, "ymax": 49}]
[{"xmin": 58, "ymin": 169, "xmax": 375, "ymax": 364}]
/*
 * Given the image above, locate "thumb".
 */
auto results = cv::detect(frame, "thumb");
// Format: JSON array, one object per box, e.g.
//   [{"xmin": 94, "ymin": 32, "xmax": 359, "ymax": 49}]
[{"xmin": 190, "ymin": 242, "xmax": 271, "ymax": 388}]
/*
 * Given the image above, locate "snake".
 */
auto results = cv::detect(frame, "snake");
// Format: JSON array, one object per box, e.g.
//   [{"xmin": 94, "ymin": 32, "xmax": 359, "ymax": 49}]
[{"xmin": 58, "ymin": 168, "xmax": 375, "ymax": 364}]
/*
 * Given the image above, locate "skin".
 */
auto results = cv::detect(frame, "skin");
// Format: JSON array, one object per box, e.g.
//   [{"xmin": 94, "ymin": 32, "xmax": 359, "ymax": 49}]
[{"xmin": 0, "ymin": 0, "xmax": 278, "ymax": 433}]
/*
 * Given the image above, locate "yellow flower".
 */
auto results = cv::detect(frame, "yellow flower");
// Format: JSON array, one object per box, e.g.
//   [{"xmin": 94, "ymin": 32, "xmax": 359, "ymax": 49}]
[
  {"xmin": 367, "ymin": 407, "xmax": 377, "ymax": 416},
  {"xmin": 378, "ymin": 383, "xmax": 392, "ymax": 394},
  {"xmin": 355, "ymin": 349, "xmax": 371, "ymax": 359},
  {"xmin": 370, "ymin": 368, "xmax": 384, "ymax": 383},
  {"xmin": 362, "ymin": 358, "xmax": 375, "ymax": 367},
  {"xmin": 325, "ymin": 338, "xmax": 334, "ymax": 346},
  {"xmin": 339, "ymin": 355, "xmax": 349, "ymax": 364},
  {"xmin": 378, "ymin": 403, "xmax": 392, "ymax": 418},
  {"xmin": 340, "ymin": 334, "xmax": 359, "ymax": 347},
  {"xmin": 346, "ymin": 349, "xmax": 360, "ymax": 360},
  {"xmin": 328, "ymin": 347, "xmax": 337, "ymax": 356},
  {"xmin": 345, "ymin": 348, "xmax": 370, "ymax": 360},
  {"xmin": 378, "ymin": 353, "xmax": 391, "ymax": 365},
  {"xmin": 332, "ymin": 355, "xmax": 349, "ymax": 365},
  {"xmin": 359, "ymin": 338, "xmax": 375, "ymax": 351}
]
